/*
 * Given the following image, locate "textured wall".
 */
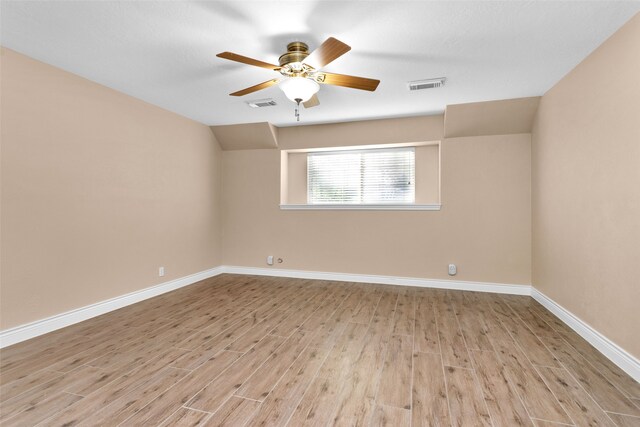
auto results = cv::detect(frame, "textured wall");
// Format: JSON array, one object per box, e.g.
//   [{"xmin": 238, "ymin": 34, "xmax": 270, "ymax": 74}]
[
  {"xmin": 532, "ymin": 14, "xmax": 640, "ymax": 357},
  {"xmin": 1, "ymin": 48, "xmax": 223, "ymax": 329}
]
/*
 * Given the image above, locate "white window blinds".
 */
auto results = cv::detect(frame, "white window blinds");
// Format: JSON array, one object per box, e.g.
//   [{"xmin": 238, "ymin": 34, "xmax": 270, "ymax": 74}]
[{"xmin": 307, "ymin": 147, "xmax": 415, "ymax": 204}]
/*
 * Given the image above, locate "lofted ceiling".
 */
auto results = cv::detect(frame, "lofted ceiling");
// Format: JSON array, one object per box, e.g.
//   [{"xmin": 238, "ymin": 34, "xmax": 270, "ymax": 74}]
[{"xmin": 2, "ymin": 1, "xmax": 639, "ymax": 127}]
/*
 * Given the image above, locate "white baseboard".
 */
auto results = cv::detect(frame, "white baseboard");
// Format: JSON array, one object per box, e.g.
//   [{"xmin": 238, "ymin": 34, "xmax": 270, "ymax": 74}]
[
  {"xmin": 531, "ymin": 287, "xmax": 640, "ymax": 383},
  {"xmin": 221, "ymin": 266, "xmax": 531, "ymax": 295},
  {"xmin": 0, "ymin": 266, "xmax": 225, "ymax": 348}
]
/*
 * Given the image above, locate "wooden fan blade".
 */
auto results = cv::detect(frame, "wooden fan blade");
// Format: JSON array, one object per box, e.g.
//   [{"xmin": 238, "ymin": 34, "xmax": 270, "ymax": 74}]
[
  {"xmin": 303, "ymin": 94, "xmax": 320, "ymax": 108},
  {"xmin": 217, "ymin": 52, "xmax": 280, "ymax": 71},
  {"xmin": 230, "ymin": 79, "xmax": 279, "ymax": 96},
  {"xmin": 316, "ymin": 72, "xmax": 380, "ymax": 91},
  {"xmin": 303, "ymin": 37, "xmax": 351, "ymax": 69}
]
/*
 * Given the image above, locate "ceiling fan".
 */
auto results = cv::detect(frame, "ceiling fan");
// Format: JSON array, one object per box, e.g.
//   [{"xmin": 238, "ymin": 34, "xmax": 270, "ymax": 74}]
[{"xmin": 216, "ymin": 37, "xmax": 380, "ymax": 120}]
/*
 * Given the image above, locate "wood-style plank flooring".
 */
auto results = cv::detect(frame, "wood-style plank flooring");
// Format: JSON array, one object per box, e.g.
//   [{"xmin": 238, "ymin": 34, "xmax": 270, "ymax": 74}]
[{"xmin": 1, "ymin": 274, "xmax": 639, "ymax": 426}]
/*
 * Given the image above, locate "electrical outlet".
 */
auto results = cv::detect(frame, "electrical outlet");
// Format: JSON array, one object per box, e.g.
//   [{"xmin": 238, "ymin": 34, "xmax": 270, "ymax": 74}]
[
  {"xmin": 159, "ymin": 266, "xmax": 165, "ymax": 277},
  {"xmin": 448, "ymin": 264, "xmax": 457, "ymax": 276},
  {"xmin": 267, "ymin": 256, "xmax": 274, "ymax": 265}
]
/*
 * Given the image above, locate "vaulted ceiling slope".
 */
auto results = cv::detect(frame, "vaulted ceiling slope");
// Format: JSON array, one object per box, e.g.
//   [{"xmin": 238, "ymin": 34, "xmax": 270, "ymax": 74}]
[{"xmin": 2, "ymin": 1, "xmax": 639, "ymax": 126}]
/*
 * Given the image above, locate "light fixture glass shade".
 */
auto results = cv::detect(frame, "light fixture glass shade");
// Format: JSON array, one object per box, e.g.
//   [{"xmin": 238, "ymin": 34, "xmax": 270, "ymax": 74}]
[{"xmin": 279, "ymin": 77, "xmax": 319, "ymax": 103}]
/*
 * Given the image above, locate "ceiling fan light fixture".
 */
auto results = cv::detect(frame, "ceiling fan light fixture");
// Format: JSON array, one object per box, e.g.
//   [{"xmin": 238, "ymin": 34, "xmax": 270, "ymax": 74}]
[{"xmin": 279, "ymin": 77, "xmax": 319, "ymax": 103}]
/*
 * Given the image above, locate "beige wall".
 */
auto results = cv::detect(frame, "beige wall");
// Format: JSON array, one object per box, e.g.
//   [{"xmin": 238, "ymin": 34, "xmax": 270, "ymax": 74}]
[
  {"xmin": 532, "ymin": 14, "xmax": 640, "ymax": 358},
  {"xmin": 277, "ymin": 115, "xmax": 444, "ymax": 150},
  {"xmin": 444, "ymin": 97, "xmax": 540, "ymax": 138},
  {"xmin": 285, "ymin": 152, "xmax": 309, "ymax": 205},
  {"xmin": 222, "ymin": 133, "xmax": 531, "ymax": 285},
  {"xmin": 0, "ymin": 48, "xmax": 223, "ymax": 329}
]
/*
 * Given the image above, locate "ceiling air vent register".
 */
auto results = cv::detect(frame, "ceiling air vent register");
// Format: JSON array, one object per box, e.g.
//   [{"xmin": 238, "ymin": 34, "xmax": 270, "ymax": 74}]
[
  {"xmin": 408, "ymin": 78, "xmax": 447, "ymax": 91},
  {"xmin": 247, "ymin": 98, "xmax": 277, "ymax": 108}
]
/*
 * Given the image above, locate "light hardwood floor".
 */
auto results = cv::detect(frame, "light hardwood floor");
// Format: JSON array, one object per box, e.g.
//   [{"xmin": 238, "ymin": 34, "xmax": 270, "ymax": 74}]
[{"xmin": 1, "ymin": 274, "xmax": 639, "ymax": 426}]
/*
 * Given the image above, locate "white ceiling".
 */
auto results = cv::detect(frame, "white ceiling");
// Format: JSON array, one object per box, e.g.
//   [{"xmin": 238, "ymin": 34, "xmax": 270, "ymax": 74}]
[{"xmin": 2, "ymin": 1, "xmax": 639, "ymax": 127}]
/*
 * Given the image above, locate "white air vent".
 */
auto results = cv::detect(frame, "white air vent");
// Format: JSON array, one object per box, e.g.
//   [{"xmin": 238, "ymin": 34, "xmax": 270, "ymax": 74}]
[
  {"xmin": 247, "ymin": 98, "xmax": 277, "ymax": 108},
  {"xmin": 408, "ymin": 78, "xmax": 446, "ymax": 91}
]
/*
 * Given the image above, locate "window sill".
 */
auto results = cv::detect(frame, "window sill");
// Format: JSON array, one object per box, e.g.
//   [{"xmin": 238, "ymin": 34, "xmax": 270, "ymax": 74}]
[{"xmin": 279, "ymin": 204, "xmax": 441, "ymax": 211}]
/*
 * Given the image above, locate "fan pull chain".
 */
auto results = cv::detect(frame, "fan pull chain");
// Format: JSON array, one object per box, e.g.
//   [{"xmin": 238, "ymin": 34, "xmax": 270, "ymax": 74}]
[{"xmin": 295, "ymin": 98, "xmax": 301, "ymax": 122}]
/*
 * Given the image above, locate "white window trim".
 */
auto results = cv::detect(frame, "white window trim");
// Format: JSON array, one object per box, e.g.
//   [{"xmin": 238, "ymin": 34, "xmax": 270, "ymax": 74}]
[{"xmin": 280, "ymin": 204, "xmax": 441, "ymax": 211}]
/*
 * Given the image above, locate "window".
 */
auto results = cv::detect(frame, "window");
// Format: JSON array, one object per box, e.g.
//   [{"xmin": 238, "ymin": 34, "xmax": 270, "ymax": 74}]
[{"xmin": 307, "ymin": 147, "xmax": 415, "ymax": 205}]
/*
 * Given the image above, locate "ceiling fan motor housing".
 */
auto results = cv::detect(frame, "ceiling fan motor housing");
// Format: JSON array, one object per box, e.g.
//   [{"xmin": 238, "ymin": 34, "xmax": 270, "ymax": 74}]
[{"xmin": 278, "ymin": 41, "xmax": 310, "ymax": 67}]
